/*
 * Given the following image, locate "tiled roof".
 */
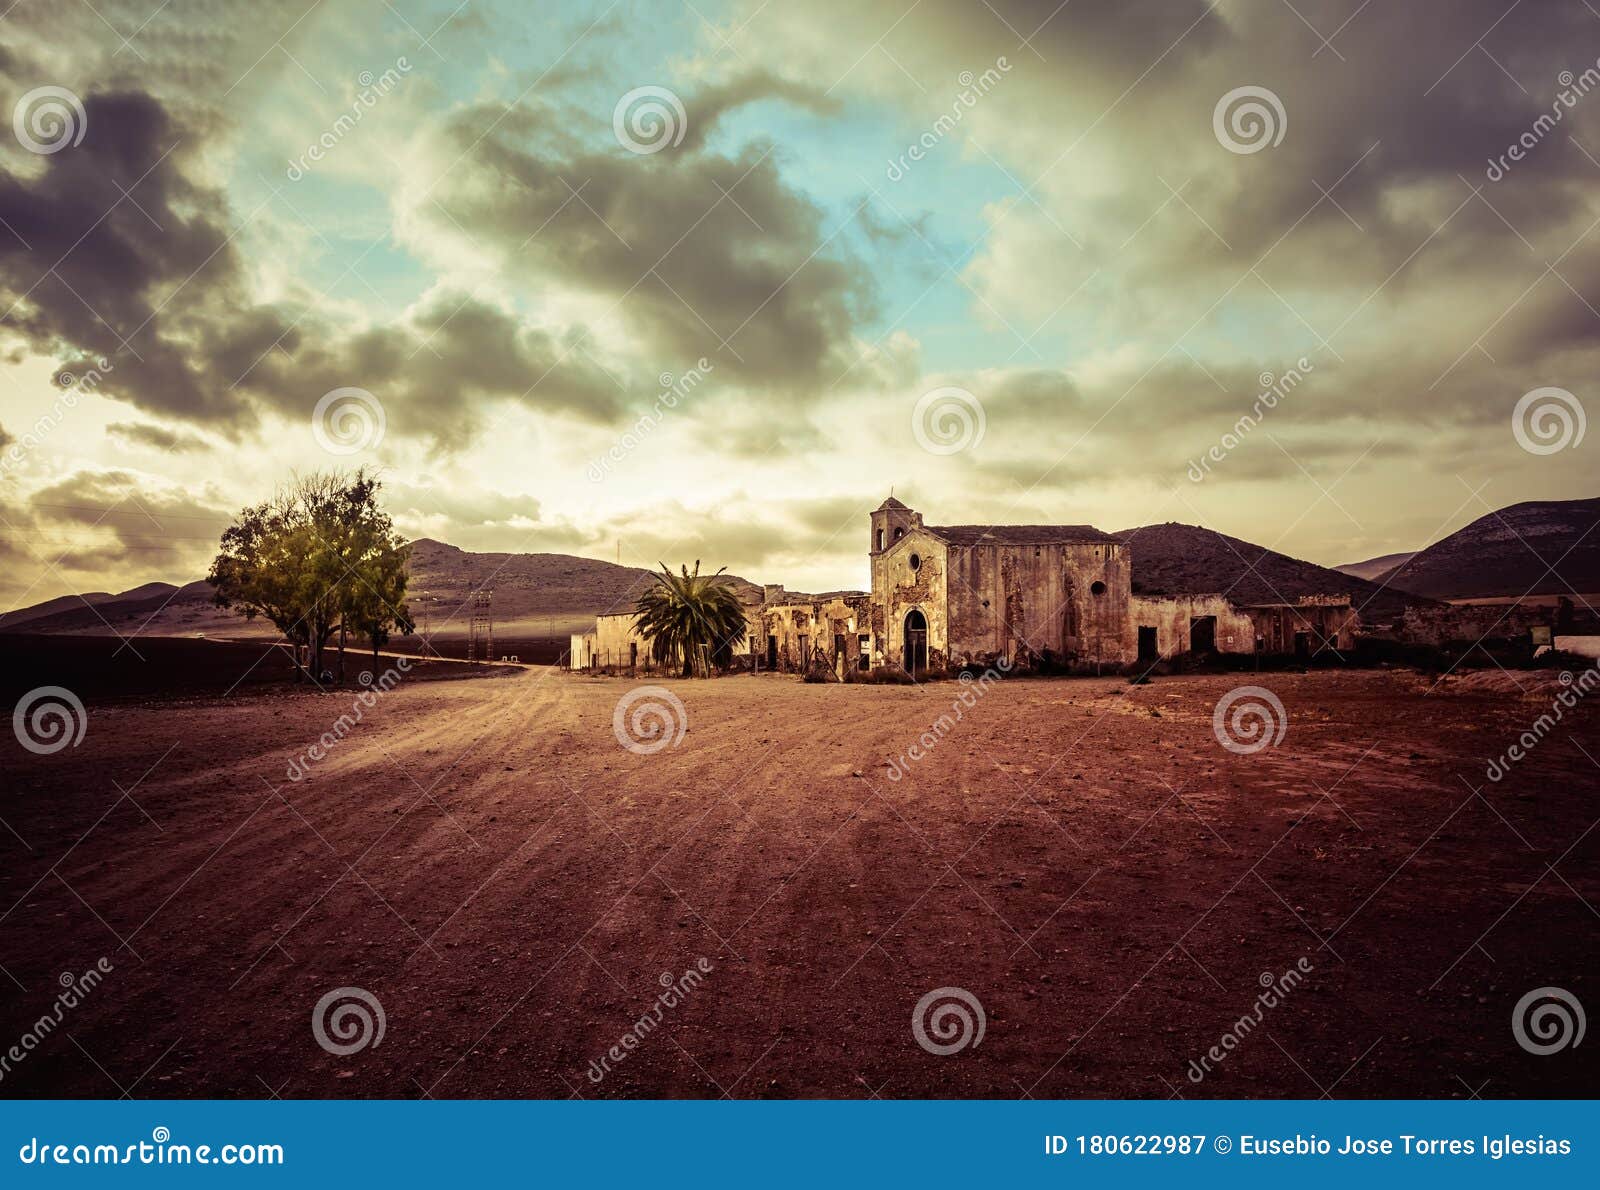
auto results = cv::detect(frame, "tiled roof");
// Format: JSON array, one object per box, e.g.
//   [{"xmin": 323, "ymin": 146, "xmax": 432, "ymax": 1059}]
[{"xmin": 926, "ymin": 524, "xmax": 1119, "ymax": 546}]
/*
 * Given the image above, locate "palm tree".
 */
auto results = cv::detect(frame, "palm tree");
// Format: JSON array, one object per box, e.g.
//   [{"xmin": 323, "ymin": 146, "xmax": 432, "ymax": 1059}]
[{"xmin": 634, "ymin": 561, "xmax": 748, "ymax": 677}]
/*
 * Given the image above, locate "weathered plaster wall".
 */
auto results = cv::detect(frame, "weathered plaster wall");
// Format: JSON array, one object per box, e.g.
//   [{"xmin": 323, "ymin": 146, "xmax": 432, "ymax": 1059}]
[
  {"xmin": 757, "ymin": 596, "xmax": 874, "ymax": 674},
  {"xmin": 1128, "ymin": 594, "xmax": 1256, "ymax": 658},
  {"xmin": 872, "ymin": 528, "xmax": 950, "ymax": 669},
  {"xmin": 1246, "ymin": 600, "xmax": 1359, "ymax": 654},
  {"xmin": 943, "ymin": 541, "xmax": 1133, "ymax": 667}
]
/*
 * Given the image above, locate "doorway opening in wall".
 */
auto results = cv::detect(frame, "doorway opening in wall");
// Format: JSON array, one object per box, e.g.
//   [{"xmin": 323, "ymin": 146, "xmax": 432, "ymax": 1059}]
[
  {"xmin": 858, "ymin": 634, "xmax": 870, "ymax": 671},
  {"xmin": 833, "ymin": 633, "xmax": 845, "ymax": 677},
  {"xmin": 767, "ymin": 634, "xmax": 778, "ymax": 670},
  {"xmin": 1294, "ymin": 631, "xmax": 1311, "ymax": 659},
  {"xmin": 1137, "ymin": 626, "xmax": 1159, "ymax": 662},
  {"xmin": 904, "ymin": 609, "xmax": 928, "ymax": 675},
  {"xmin": 1189, "ymin": 616, "xmax": 1216, "ymax": 654}
]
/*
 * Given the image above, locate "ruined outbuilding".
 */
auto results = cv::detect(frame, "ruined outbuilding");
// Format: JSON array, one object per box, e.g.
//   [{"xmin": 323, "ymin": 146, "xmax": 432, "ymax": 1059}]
[{"xmin": 571, "ymin": 497, "xmax": 1359, "ymax": 675}]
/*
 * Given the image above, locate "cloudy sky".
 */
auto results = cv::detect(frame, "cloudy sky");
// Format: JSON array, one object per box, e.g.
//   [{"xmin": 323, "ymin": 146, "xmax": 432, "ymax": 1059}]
[{"xmin": 0, "ymin": 0, "xmax": 1596, "ymax": 606}]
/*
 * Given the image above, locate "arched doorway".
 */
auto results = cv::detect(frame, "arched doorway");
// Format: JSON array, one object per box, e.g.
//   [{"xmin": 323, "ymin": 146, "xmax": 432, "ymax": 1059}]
[{"xmin": 903, "ymin": 608, "xmax": 928, "ymax": 675}]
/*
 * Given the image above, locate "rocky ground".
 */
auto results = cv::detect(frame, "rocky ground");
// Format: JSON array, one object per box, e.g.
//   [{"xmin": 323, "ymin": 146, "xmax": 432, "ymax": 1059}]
[{"xmin": 0, "ymin": 658, "xmax": 1594, "ymax": 1099}]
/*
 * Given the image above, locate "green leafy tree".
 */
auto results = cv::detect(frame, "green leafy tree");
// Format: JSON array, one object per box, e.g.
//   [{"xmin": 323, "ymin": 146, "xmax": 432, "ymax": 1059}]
[
  {"xmin": 209, "ymin": 469, "xmax": 412, "ymax": 684},
  {"xmin": 633, "ymin": 561, "xmax": 748, "ymax": 677}
]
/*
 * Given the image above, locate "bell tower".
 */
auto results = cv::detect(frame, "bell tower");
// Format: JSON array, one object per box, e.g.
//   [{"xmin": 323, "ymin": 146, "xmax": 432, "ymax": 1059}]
[{"xmin": 869, "ymin": 495, "xmax": 919, "ymax": 556}]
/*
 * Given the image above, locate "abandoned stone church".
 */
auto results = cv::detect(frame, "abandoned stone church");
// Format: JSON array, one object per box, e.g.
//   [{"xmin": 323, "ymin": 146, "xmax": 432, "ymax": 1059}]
[{"xmin": 571, "ymin": 496, "xmax": 1357, "ymax": 676}]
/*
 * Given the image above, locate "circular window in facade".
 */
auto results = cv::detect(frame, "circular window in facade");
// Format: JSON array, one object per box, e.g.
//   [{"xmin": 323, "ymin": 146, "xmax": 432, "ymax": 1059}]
[{"xmin": 1090, "ymin": 580, "xmax": 1107, "ymax": 595}]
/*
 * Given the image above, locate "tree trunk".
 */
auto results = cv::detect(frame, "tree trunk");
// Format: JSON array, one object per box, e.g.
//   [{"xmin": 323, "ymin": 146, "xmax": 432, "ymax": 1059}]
[{"xmin": 339, "ymin": 621, "xmax": 346, "ymax": 686}]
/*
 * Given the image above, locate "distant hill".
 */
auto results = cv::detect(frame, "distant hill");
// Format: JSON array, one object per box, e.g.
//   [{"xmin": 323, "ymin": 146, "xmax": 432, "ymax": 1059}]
[
  {"xmin": 1335, "ymin": 551, "xmax": 1416, "ymax": 582},
  {"xmin": 1373, "ymin": 497, "xmax": 1600, "ymax": 600},
  {"xmin": 0, "ymin": 540, "xmax": 760, "ymax": 640},
  {"xmin": 1113, "ymin": 523, "xmax": 1422, "ymax": 623}
]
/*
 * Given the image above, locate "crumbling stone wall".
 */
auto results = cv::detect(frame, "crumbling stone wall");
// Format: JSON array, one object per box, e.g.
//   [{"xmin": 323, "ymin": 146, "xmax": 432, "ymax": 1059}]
[
  {"xmin": 872, "ymin": 527, "xmax": 950, "ymax": 670},
  {"xmin": 1127, "ymin": 594, "xmax": 1256, "ymax": 658},
  {"xmin": 942, "ymin": 540, "xmax": 1133, "ymax": 668}
]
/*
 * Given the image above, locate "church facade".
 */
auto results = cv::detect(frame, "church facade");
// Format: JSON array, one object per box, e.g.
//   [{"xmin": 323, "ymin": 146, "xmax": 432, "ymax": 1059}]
[{"xmin": 570, "ymin": 496, "xmax": 1357, "ymax": 675}]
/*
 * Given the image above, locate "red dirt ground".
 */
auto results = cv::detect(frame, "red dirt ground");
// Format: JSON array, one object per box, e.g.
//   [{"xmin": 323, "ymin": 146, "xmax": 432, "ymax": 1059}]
[{"xmin": 0, "ymin": 654, "xmax": 1595, "ymax": 1099}]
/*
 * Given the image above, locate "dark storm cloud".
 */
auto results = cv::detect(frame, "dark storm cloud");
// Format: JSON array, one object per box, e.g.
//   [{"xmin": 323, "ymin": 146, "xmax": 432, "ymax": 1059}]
[
  {"xmin": 424, "ymin": 74, "xmax": 878, "ymax": 394},
  {"xmin": 0, "ymin": 91, "xmax": 271, "ymax": 424},
  {"xmin": 106, "ymin": 422, "xmax": 214, "ymax": 453},
  {"xmin": 0, "ymin": 83, "xmax": 636, "ymax": 449}
]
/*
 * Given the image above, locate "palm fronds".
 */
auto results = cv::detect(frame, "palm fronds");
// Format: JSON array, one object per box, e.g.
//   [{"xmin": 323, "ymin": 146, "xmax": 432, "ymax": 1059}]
[{"xmin": 633, "ymin": 561, "xmax": 748, "ymax": 677}]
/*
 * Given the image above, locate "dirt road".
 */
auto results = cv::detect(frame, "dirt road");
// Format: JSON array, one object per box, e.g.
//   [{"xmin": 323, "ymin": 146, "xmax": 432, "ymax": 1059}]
[{"xmin": 1, "ymin": 663, "xmax": 1594, "ymax": 1098}]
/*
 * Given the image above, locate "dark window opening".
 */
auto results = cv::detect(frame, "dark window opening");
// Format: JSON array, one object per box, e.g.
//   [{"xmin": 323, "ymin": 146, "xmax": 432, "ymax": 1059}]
[
  {"xmin": 1137, "ymin": 626, "xmax": 1159, "ymax": 662},
  {"xmin": 1090, "ymin": 580, "xmax": 1107, "ymax": 596},
  {"xmin": 894, "ymin": 526, "xmax": 905, "ymax": 541},
  {"xmin": 1190, "ymin": 616, "xmax": 1216, "ymax": 654},
  {"xmin": 876, "ymin": 528, "xmax": 885, "ymax": 551},
  {"xmin": 909, "ymin": 553, "xmax": 921, "ymax": 571}
]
